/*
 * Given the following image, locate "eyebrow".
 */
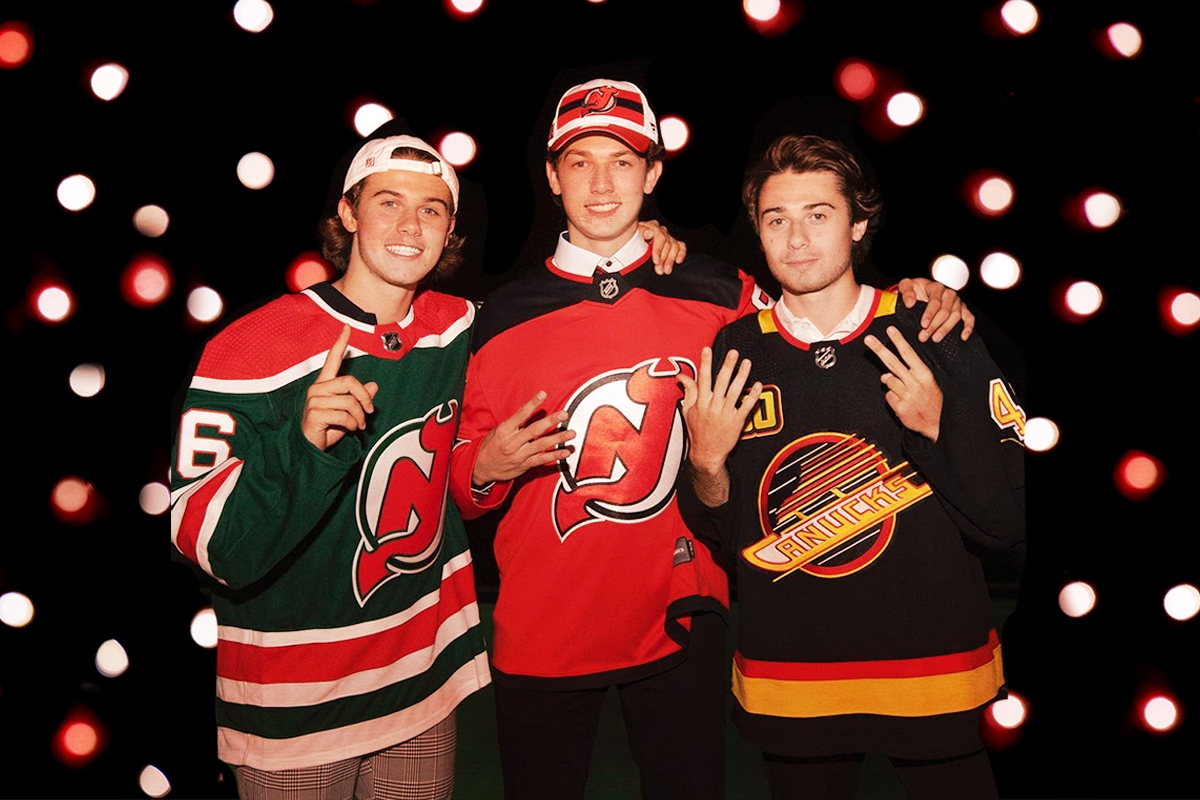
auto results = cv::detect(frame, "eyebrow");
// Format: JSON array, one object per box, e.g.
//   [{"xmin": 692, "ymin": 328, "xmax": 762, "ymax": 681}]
[
  {"xmin": 760, "ymin": 201, "xmax": 837, "ymax": 217},
  {"xmin": 371, "ymin": 189, "xmax": 451, "ymax": 210},
  {"xmin": 564, "ymin": 146, "xmax": 635, "ymax": 159}
]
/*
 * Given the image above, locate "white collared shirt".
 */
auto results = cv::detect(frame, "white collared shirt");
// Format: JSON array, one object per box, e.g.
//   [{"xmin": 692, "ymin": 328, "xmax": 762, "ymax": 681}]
[
  {"xmin": 551, "ymin": 230, "xmax": 649, "ymax": 278},
  {"xmin": 775, "ymin": 285, "xmax": 877, "ymax": 343}
]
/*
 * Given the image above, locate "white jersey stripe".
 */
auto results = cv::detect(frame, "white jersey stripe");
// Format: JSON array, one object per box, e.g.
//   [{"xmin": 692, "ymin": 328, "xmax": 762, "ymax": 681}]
[{"xmin": 170, "ymin": 460, "xmax": 242, "ymax": 586}]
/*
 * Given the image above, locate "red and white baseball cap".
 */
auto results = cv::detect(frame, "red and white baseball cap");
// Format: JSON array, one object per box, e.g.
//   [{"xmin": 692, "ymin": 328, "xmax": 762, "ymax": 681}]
[
  {"xmin": 547, "ymin": 78, "xmax": 660, "ymax": 156},
  {"xmin": 342, "ymin": 135, "xmax": 459, "ymax": 212}
]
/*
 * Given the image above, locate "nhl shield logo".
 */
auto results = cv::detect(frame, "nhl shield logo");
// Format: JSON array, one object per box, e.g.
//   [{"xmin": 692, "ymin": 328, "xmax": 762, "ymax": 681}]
[
  {"xmin": 814, "ymin": 345, "xmax": 837, "ymax": 369},
  {"xmin": 599, "ymin": 276, "xmax": 620, "ymax": 301}
]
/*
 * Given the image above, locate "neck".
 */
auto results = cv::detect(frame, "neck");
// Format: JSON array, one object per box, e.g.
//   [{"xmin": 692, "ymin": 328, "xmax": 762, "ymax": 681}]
[
  {"xmin": 564, "ymin": 221, "xmax": 640, "ymax": 258},
  {"xmin": 332, "ymin": 272, "xmax": 415, "ymax": 325},
  {"xmin": 781, "ymin": 275, "xmax": 862, "ymax": 336}
]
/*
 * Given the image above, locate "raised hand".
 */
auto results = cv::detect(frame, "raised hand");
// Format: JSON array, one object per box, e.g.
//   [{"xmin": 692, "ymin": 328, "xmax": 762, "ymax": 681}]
[
  {"xmin": 896, "ymin": 277, "xmax": 976, "ymax": 343},
  {"xmin": 638, "ymin": 219, "xmax": 688, "ymax": 275},
  {"xmin": 301, "ymin": 324, "xmax": 380, "ymax": 451},
  {"xmin": 471, "ymin": 391, "xmax": 577, "ymax": 485},
  {"xmin": 678, "ymin": 347, "xmax": 762, "ymax": 506},
  {"xmin": 864, "ymin": 326, "xmax": 943, "ymax": 442}
]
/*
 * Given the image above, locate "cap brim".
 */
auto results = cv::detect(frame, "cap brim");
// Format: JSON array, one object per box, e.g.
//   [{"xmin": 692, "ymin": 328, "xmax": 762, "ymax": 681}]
[{"xmin": 549, "ymin": 126, "xmax": 653, "ymax": 156}]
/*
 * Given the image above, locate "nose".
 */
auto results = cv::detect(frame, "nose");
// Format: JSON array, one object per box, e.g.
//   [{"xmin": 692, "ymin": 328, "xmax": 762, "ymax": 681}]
[
  {"xmin": 591, "ymin": 164, "xmax": 613, "ymax": 193},
  {"xmin": 788, "ymin": 225, "xmax": 809, "ymax": 249},
  {"xmin": 396, "ymin": 206, "xmax": 420, "ymax": 233}
]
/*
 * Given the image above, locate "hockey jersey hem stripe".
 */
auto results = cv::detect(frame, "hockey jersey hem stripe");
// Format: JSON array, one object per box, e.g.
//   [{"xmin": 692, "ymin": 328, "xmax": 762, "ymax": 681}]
[{"xmin": 217, "ymin": 652, "xmax": 491, "ymax": 770}]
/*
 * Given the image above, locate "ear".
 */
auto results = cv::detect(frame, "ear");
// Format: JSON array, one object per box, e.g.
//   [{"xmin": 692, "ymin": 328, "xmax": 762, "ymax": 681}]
[
  {"xmin": 545, "ymin": 161, "xmax": 563, "ymax": 196},
  {"xmin": 851, "ymin": 218, "xmax": 868, "ymax": 242},
  {"xmin": 446, "ymin": 215, "xmax": 456, "ymax": 241},
  {"xmin": 642, "ymin": 160, "xmax": 664, "ymax": 194},
  {"xmin": 337, "ymin": 196, "xmax": 359, "ymax": 234}
]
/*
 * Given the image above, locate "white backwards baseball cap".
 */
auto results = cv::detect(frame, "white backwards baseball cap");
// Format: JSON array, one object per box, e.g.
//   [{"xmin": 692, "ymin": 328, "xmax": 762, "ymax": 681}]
[
  {"xmin": 547, "ymin": 78, "xmax": 660, "ymax": 155},
  {"xmin": 342, "ymin": 135, "xmax": 459, "ymax": 213}
]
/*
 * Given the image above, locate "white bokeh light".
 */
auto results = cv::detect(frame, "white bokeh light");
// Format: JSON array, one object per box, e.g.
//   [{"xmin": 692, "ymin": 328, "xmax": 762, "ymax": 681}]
[
  {"xmin": 69, "ymin": 363, "xmax": 105, "ymax": 397},
  {"xmin": 37, "ymin": 287, "xmax": 73, "ymax": 322},
  {"xmin": 1059, "ymin": 581, "xmax": 1096, "ymax": 618},
  {"xmin": 1000, "ymin": 1, "xmax": 1039, "ymax": 35},
  {"xmin": 139, "ymin": 765, "xmax": 172, "ymax": 799},
  {"xmin": 439, "ymin": 131, "xmax": 477, "ymax": 167},
  {"xmin": 95, "ymin": 639, "xmax": 129, "ymax": 678},
  {"xmin": 1065, "ymin": 281, "xmax": 1103, "ymax": 316},
  {"xmin": 990, "ymin": 693, "xmax": 1027, "ymax": 728},
  {"xmin": 930, "ymin": 255, "xmax": 969, "ymax": 291},
  {"xmin": 139, "ymin": 482, "xmax": 171, "ymax": 516},
  {"xmin": 57, "ymin": 174, "xmax": 96, "ymax": 211},
  {"xmin": 1163, "ymin": 584, "xmax": 1200, "ymax": 622},
  {"xmin": 237, "ymin": 152, "xmax": 275, "ymax": 190},
  {"xmin": 1143, "ymin": 696, "xmax": 1178, "ymax": 731},
  {"xmin": 191, "ymin": 607, "xmax": 219, "ymax": 649},
  {"xmin": 233, "ymin": 0, "xmax": 274, "ymax": 32},
  {"xmin": 1169, "ymin": 292, "xmax": 1200, "ymax": 326},
  {"xmin": 187, "ymin": 286, "xmax": 224, "ymax": 323},
  {"xmin": 353, "ymin": 103, "xmax": 394, "ymax": 137},
  {"xmin": 1107, "ymin": 22, "xmax": 1143, "ymax": 58},
  {"xmin": 977, "ymin": 177, "xmax": 1014, "ymax": 214},
  {"xmin": 980, "ymin": 252, "xmax": 1021, "ymax": 289},
  {"xmin": 744, "ymin": 0, "xmax": 781, "ymax": 21},
  {"xmin": 450, "ymin": 0, "xmax": 484, "ymax": 12},
  {"xmin": 0, "ymin": 592, "xmax": 35, "ymax": 628},
  {"xmin": 660, "ymin": 116, "xmax": 690, "ymax": 152},
  {"xmin": 1024, "ymin": 417, "xmax": 1059, "ymax": 452},
  {"xmin": 886, "ymin": 92, "xmax": 924, "ymax": 127},
  {"xmin": 1084, "ymin": 192, "xmax": 1122, "ymax": 228},
  {"xmin": 90, "ymin": 63, "xmax": 129, "ymax": 101},
  {"xmin": 133, "ymin": 205, "xmax": 170, "ymax": 237}
]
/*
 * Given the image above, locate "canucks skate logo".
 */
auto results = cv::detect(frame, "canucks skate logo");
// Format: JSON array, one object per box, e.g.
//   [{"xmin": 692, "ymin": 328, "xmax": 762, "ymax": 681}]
[
  {"xmin": 352, "ymin": 401, "xmax": 457, "ymax": 606},
  {"xmin": 552, "ymin": 358, "xmax": 695, "ymax": 541}
]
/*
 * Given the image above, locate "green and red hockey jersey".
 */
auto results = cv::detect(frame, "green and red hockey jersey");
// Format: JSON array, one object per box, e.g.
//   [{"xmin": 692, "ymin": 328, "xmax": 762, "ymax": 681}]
[
  {"xmin": 170, "ymin": 282, "xmax": 490, "ymax": 770},
  {"xmin": 678, "ymin": 288, "xmax": 1026, "ymax": 760},
  {"xmin": 449, "ymin": 242, "xmax": 772, "ymax": 688}
]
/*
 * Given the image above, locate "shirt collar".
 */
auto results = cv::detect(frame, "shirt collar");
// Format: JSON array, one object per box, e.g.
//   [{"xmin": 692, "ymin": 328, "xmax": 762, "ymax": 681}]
[
  {"xmin": 775, "ymin": 285, "xmax": 877, "ymax": 343},
  {"xmin": 551, "ymin": 230, "xmax": 649, "ymax": 278}
]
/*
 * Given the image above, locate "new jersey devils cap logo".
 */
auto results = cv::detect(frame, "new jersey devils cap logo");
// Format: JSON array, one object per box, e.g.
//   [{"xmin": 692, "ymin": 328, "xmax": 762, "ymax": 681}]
[
  {"xmin": 552, "ymin": 357, "xmax": 695, "ymax": 540},
  {"xmin": 582, "ymin": 86, "xmax": 619, "ymax": 115}
]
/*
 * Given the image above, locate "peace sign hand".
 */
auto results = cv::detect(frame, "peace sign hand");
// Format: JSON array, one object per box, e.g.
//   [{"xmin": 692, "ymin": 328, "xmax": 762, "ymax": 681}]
[
  {"xmin": 301, "ymin": 324, "xmax": 380, "ymax": 451},
  {"xmin": 864, "ymin": 326, "xmax": 943, "ymax": 442},
  {"xmin": 471, "ymin": 391, "xmax": 577, "ymax": 485}
]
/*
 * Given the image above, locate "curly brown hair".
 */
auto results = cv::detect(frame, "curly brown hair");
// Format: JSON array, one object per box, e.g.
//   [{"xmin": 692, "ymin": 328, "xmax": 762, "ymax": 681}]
[{"xmin": 317, "ymin": 146, "xmax": 465, "ymax": 281}]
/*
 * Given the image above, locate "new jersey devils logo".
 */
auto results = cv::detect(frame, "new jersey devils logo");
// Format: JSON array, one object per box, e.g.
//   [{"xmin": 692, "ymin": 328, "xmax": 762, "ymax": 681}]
[
  {"xmin": 352, "ymin": 401, "xmax": 457, "ymax": 606},
  {"xmin": 552, "ymin": 358, "xmax": 695, "ymax": 540},
  {"xmin": 582, "ymin": 86, "xmax": 620, "ymax": 115}
]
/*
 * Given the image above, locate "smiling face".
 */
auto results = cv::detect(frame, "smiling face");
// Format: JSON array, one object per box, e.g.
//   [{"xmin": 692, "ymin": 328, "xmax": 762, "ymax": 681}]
[
  {"xmin": 336, "ymin": 169, "xmax": 455, "ymax": 308},
  {"xmin": 546, "ymin": 134, "xmax": 663, "ymax": 257},
  {"xmin": 757, "ymin": 170, "xmax": 869, "ymax": 305}
]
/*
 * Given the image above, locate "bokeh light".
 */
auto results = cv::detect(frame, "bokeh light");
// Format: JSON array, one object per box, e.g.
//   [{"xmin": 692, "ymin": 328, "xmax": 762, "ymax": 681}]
[
  {"xmin": 980, "ymin": 252, "xmax": 1021, "ymax": 289},
  {"xmin": 95, "ymin": 639, "xmax": 129, "ymax": 678},
  {"xmin": 1142, "ymin": 696, "xmax": 1178, "ymax": 732},
  {"xmin": 1107, "ymin": 22, "xmax": 1143, "ymax": 58},
  {"xmin": 1114, "ymin": 450, "xmax": 1165, "ymax": 501},
  {"xmin": 36, "ymin": 286, "xmax": 74, "ymax": 322},
  {"xmin": 990, "ymin": 692, "xmax": 1028, "ymax": 728},
  {"xmin": 285, "ymin": 252, "xmax": 336, "ymax": 292},
  {"xmin": 0, "ymin": 20, "xmax": 33, "ymax": 69},
  {"xmin": 59, "ymin": 721, "xmax": 99, "ymax": 758},
  {"xmin": 1024, "ymin": 417, "xmax": 1059, "ymax": 452},
  {"xmin": 51, "ymin": 476, "xmax": 99, "ymax": 523},
  {"xmin": 1000, "ymin": 0, "xmax": 1039, "ymax": 35},
  {"xmin": 57, "ymin": 174, "xmax": 96, "ymax": 211},
  {"xmin": 233, "ymin": 0, "xmax": 274, "ymax": 32},
  {"xmin": 52, "ymin": 709, "xmax": 106, "ymax": 767},
  {"xmin": 439, "ymin": 131, "xmax": 477, "ymax": 167},
  {"xmin": 660, "ymin": 116, "xmax": 689, "ymax": 152},
  {"xmin": 121, "ymin": 254, "xmax": 173, "ymax": 308},
  {"xmin": 133, "ymin": 204, "xmax": 170, "ymax": 237},
  {"xmin": 69, "ymin": 363, "xmax": 106, "ymax": 398},
  {"xmin": 973, "ymin": 175, "xmax": 1015, "ymax": 216},
  {"xmin": 237, "ymin": 152, "xmax": 275, "ymax": 190},
  {"xmin": 139, "ymin": 482, "xmax": 171, "ymax": 516},
  {"xmin": 187, "ymin": 286, "xmax": 225, "ymax": 323},
  {"xmin": 1157, "ymin": 287, "xmax": 1200, "ymax": 335},
  {"xmin": 450, "ymin": 0, "xmax": 485, "ymax": 13},
  {"xmin": 1082, "ymin": 191, "xmax": 1121, "ymax": 228},
  {"xmin": 191, "ymin": 607, "xmax": 219, "ymax": 649},
  {"xmin": 353, "ymin": 102, "xmax": 394, "ymax": 137},
  {"xmin": 835, "ymin": 59, "xmax": 877, "ymax": 101},
  {"xmin": 743, "ymin": 0, "xmax": 781, "ymax": 23},
  {"xmin": 1163, "ymin": 584, "xmax": 1200, "ymax": 622},
  {"xmin": 1064, "ymin": 281, "xmax": 1103, "ymax": 318},
  {"xmin": 886, "ymin": 92, "xmax": 923, "ymax": 127},
  {"xmin": 90, "ymin": 62, "xmax": 129, "ymax": 101},
  {"xmin": 139, "ymin": 765, "xmax": 172, "ymax": 799},
  {"xmin": 0, "ymin": 591, "xmax": 35, "ymax": 627},
  {"xmin": 1059, "ymin": 581, "xmax": 1096, "ymax": 618},
  {"xmin": 929, "ymin": 254, "xmax": 969, "ymax": 291}
]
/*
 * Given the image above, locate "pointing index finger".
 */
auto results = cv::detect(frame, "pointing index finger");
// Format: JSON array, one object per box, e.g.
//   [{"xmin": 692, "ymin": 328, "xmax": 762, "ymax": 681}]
[{"xmin": 318, "ymin": 325, "xmax": 353, "ymax": 383}]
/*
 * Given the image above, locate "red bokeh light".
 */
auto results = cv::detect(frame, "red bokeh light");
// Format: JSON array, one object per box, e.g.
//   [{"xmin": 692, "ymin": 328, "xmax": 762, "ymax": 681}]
[
  {"xmin": 835, "ymin": 59, "xmax": 877, "ymax": 102},
  {"xmin": 0, "ymin": 21, "xmax": 33, "ymax": 69},
  {"xmin": 121, "ymin": 254, "xmax": 173, "ymax": 308},
  {"xmin": 50, "ymin": 476, "xmax": 101, "ymax": 524},
  {"xmin": 286, "ymin": 252, "xmax": 336, "ymax": 292},
  {"xmin": 1113, "ymin": 450, "xmax": 1165, "ymax": 501},
  {"xmin": 52, "ymin": 709, "xmax": 105, "ymax": 767},
  {"xmin": 743, "ymin": 0, "xmax": 803, "ymax": 38}
]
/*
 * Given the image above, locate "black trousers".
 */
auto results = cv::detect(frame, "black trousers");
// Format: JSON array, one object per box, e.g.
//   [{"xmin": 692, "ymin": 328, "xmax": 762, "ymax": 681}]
[
  {"xmin": 763, "ymin": 749, "xmax": 999, "ymax": 800},
  {"xmin": 493, "ymin": 612, "xmax": 728, "ymax": 800}
]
